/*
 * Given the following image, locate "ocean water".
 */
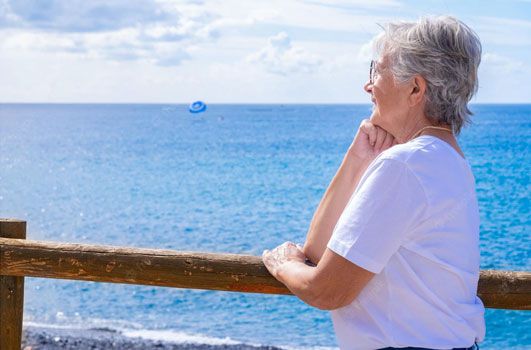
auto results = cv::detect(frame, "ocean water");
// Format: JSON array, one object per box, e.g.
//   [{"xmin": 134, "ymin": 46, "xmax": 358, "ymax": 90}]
[{"xmin": 0, "ymin": 103, "xmax": 529, "ymax": 349}]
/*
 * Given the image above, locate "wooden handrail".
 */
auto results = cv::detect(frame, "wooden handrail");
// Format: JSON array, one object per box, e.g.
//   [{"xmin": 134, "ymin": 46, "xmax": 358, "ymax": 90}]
[
  {"xmin": 1, "ymin": 237, "xmax": 530, "ymax": 310},
  {"xmin": 0, "ymin": 237, "xmax": 285, "ymax": 294}
]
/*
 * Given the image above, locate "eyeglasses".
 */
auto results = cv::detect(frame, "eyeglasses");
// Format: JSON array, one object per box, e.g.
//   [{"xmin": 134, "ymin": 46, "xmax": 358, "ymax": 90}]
[{"xmin": 369, "ymin": 60, "xmax": 377, "ymax": 85}]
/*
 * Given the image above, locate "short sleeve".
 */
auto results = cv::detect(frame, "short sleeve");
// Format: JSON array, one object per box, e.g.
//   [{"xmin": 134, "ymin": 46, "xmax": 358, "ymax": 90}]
[{"xmin": 327, "ymin": 157, "xmax": 427, "ymax": 274}]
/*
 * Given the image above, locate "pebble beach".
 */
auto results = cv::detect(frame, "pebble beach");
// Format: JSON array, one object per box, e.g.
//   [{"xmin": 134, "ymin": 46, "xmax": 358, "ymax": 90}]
[{"xmin": 22, "ymin": 325, "xmax": 285, "ymax": 350}]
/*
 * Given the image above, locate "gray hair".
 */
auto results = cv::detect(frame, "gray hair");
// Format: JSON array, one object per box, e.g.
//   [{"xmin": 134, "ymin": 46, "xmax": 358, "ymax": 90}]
[{"xmin": 373, "ymin": 16, "xmax": 482, "ymax": 134}]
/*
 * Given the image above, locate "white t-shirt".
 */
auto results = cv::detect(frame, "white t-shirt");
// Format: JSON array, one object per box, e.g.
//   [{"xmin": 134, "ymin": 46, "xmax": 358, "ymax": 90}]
[{"xmin": 327, "ymin": 135, "xmax": 486, "ymax": 350}]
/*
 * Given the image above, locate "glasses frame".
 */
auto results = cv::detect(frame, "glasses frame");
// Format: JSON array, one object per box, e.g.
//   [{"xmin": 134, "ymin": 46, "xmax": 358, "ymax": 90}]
[{"xmin": 369, "ymin": 60, "xmax": 377, "ymax": 85}]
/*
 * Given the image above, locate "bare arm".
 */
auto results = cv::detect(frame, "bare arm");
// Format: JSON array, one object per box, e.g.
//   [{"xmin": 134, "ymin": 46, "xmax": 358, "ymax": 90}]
[
  {"xmin": 302, "ymin": 150, "xmax": 369, "ymax": 264},
  {"xmin": 263, "ymin": 242, "xmax": 375, "ymax": 310},
  {"xmin": 303, "ymin": 120, "xmax": 396, "ymax": 264},
  {"xmin": 262, "ymin": 121, "xmax": 397, "ymax": 310}
]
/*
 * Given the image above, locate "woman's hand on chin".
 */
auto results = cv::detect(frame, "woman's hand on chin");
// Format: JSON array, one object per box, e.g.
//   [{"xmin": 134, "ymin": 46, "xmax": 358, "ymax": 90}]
[{"xmin": 348, "ymin": 119, "xmax": 397, "ymax": 163}]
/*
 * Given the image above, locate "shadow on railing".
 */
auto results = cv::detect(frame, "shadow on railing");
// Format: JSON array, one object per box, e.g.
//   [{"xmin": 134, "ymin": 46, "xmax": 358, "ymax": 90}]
[{"xmin": 1, "ymin": 219, "xmax": 530, "ymax": 350}]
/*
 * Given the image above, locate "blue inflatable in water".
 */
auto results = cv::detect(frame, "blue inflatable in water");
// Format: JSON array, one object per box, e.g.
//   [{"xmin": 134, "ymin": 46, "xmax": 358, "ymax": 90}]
[{"xmin": 189, "ymin": 101, "xmax": 207, "ymax": 113}]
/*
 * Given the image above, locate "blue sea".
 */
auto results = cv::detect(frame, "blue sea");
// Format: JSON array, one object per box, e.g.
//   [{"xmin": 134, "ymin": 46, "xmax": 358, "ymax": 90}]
[{"xmin": 0, "ymin": 104, "xmax": 529, "ymax": 349}]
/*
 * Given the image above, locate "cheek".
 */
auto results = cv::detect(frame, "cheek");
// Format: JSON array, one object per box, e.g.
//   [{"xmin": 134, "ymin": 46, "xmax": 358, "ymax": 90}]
[
  {"xmin": 373, "ymin": 88, "xmax": 387, "ymax": 107},
  {"xmin": 370, "ymin": 95, "xmax": 394, "ymax": 127}
]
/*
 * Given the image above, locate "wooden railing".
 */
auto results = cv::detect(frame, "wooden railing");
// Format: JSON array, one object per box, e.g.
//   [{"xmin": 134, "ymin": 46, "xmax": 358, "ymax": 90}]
[{"xmin": 1, "ymin": 219, "xmax": 530, "ymax": 350}]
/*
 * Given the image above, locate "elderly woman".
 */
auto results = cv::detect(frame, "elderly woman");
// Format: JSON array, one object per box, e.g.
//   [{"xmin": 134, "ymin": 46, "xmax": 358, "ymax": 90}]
[{"xmin": 262, "ymin": 16, "xmax": 485, "ymax": 350}]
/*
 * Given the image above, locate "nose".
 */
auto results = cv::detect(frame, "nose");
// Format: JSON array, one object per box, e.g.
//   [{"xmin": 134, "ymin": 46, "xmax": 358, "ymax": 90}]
[{"xmin": 364, "ymin": 80, "xmax": 372, "ymax": 94}]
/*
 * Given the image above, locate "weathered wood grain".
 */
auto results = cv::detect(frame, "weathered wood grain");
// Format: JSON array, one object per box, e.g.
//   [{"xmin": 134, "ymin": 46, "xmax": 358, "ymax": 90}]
[
  {"xmin": 0, "ymin": 220, "xmax": 26, "ymax": 350},
  {"xmin": 0, "ymin": 237, "xmax": 530, "ymax": 309},
  {"xmin": 477, "ymin": 269, "xmax": 531, "ymax": 310},
  {"xmin": 0, "ymin": 237, "xmax": 288, "ymax": 295}
]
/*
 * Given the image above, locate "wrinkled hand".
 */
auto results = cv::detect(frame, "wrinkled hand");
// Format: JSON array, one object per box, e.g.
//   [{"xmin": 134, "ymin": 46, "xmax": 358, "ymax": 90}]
[
  {"xmin": 348, "ymin": 119, "xmax": 397, "ymax": 162},
  {"xmin": 262, "ymin": 241, "xmax": 306, "ymax": 279}
]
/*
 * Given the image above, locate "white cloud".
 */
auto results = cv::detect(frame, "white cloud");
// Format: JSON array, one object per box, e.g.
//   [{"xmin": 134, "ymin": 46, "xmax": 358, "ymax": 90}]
[
  {"xmin": 477, "ymin": 52, "xmax": 531, "ymax": 102},
  {"xmin": 0, "ymin": 0, "xmax": 169, "ymax": 32},
  {"xmin": 302, "ymin": 0, "xmax": 403, "ymax": 10},
  {"xmin": 477, "ymin": 16, "xmax": 531, "ymax": 29},
  {"xmin": 482, "ymin": 52, "xmax": 526, "ymax": 73},
  {"xmin": 0, "ymin": 0, "xmax": 235, "ymax": 66},
  {"xmin": 191, "ymin": 0, "xmax": 396, "ymax": 34},
  {"xmin": 356, "ymin": 38, "xmax": 377, "ymax": 63},
  {"xmin": 0, "ymin": 14, "xmax": 219, "ymax": 66},
  {"xmin": 473, "ymin": 16, "xmax": 531, "ymax": 46},
  {"xmin": 0, "ymin": 0, "xmax": 530, "ymax": 103},
  {"xmin": 246, "ymin": 32, "xmax": 322, "ymax": 75},
  {"xmin": 0, "ymin": 0, "xmax": 18, "ymax": 23},
  {"xmin": 1, "ymin": 30, "xmax": 81, "ymax": 52},
  {"xmin": 0, "ymin": 0, "xmax": 396, "ymax": 68}
]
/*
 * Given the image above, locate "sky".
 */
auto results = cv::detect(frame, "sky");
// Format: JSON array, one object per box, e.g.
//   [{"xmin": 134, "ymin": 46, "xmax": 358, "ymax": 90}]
[{"xmin": 0, "ymin": 0, "xmax": 530, "ymax": 103}]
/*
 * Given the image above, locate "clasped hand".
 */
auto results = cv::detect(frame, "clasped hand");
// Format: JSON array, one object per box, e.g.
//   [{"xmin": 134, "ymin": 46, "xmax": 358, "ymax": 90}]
[
  {"xmin": 262, "ymin": 242, "xmax": 306, "ymax": 278},
  {"xmin": 348, "ymin": 119, "xmax": 398, "ymax": 162}
]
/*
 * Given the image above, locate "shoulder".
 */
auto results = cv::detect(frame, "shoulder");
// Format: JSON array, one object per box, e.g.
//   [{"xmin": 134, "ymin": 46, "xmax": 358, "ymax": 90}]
[
  {"xmin": 357, "ymin": 144, "xmax": 427, "ymax": 198},
  {"xmin": 365, "ymin": 136, "xmax": 476, "ymax": 203},
  {"xmin": 361, "ymin": 138, "xmax": 431, "ymax": 182},
  {"xmin": 377, "ymin": 136, "xmax": 440, "ymax": 165},
  {"xmin": 370, "ymin": 136, "xmax": 465, "ymax": 177},
  {"xmin": 359, "ymin": 137, "xmax": 447, "ymax": 195}
]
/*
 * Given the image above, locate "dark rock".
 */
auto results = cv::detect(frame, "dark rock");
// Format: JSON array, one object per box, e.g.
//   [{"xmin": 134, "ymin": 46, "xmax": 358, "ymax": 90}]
[{"xmin": 22, "ymin": 325, "xmax": 286, "ymax": 350}]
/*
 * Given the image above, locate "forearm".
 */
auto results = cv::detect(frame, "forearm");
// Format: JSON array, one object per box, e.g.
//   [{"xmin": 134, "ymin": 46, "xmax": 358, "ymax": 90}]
[
  {"xmin": 264, "ymin": 243, "xmax": 370, "ymax": 311},
  {"xmin": 276, "ymin": 259, "xmax": 321, "ymax": 308},
  {"xmin": 304, "ymin": 149, "xmax": 369, "ymax": 264}
]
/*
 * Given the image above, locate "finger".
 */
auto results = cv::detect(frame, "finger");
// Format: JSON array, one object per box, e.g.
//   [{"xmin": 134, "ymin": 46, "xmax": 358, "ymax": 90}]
[
  {"xmin": 381, "ymin": 131, "xmax": 394, "ymax": 150},
  {"xmin": 287, "ymin": 244, "xmax": 303, "ymax": 256},
  {"xmin": 262, "ymin": 257, "xmax": 275, "ymax": 274},
  {"xmin": 357, "ymin": 119, "xmax": 370, "ymax": 144},
  {"xmin": 286, "ymin": 242, "xmax": 300, "ymax": 252},
  {"xmin": 362, "ymin": 121, "xmax": 377, "ymax": 146},
  {"xmin": 359, "ymin": 118, "xmax": 370, "ymax": 128},
  {"xmin": 374, "ymin": 127, "xmax": 386, "ymax": 151},
  {"xmin": 263, "ymin": 253, "xmax": 277, "ymax": 268}
]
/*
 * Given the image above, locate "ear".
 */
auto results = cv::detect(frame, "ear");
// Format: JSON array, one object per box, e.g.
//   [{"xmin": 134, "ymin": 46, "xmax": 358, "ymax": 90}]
[{"xmin": 408, "ymin": 75, "xmax": 426, "ymax": 107}]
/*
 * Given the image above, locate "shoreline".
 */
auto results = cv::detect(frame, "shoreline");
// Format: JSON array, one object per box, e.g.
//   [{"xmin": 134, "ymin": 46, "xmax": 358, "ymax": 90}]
[{"xmin": 21, "ymin": 325, "xmax": 285, "ymax": 350}]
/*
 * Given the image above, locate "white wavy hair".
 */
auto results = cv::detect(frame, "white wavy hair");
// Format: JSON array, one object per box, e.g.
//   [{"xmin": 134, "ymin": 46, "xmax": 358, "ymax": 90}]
[{"xmin": 373, "ymin": 16, "xmax": 482, "ymax": 134}]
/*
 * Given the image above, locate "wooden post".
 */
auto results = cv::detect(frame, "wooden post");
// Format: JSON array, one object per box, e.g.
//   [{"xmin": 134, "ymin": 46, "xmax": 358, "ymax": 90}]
[{"xmin": 0, "ymin": 219, "xmax": 26, "ymax": 350}]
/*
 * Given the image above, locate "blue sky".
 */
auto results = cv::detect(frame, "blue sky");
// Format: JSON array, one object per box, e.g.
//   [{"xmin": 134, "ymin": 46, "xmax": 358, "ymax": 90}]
[{"xmin": 0, "ymin": 0, "xmax": 530, "ymax": 103}]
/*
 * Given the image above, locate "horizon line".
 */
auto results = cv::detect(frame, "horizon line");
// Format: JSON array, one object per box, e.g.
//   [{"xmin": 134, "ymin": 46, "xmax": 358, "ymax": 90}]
[{"xmin": 1, "ymin": 102, "xmax": 530, "ymax": 105}]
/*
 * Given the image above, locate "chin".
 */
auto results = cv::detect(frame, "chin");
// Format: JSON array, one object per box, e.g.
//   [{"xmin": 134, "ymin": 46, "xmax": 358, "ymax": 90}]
[
  {"xmin": 369, "ymin": 112, "xmax": 382, "ymax": 126},
  {"xmin": 370, "ymin": 114, "xmax": 392, "ymax": 134}
]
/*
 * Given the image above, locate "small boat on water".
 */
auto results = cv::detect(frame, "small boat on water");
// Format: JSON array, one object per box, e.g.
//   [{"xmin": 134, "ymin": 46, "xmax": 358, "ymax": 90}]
[{"xmin": 189, "ymin": 101, "xmax": 207, "ymax": 113}]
